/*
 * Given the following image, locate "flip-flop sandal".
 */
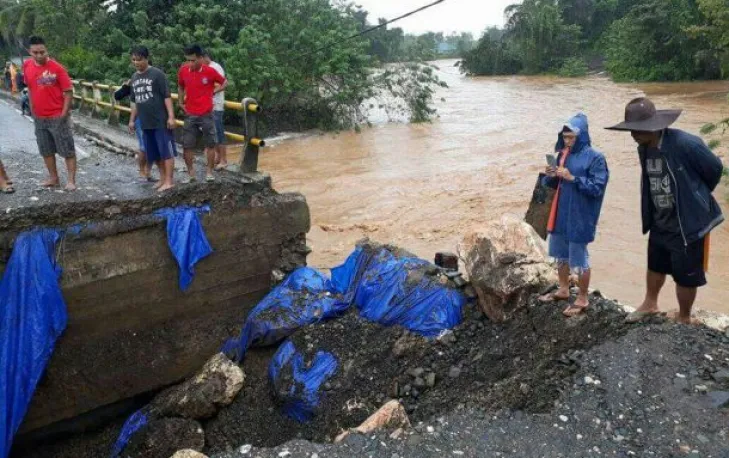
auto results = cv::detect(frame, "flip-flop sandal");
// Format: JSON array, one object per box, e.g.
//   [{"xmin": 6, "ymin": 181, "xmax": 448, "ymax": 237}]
[
  {"xmin": 205, "ymin": 175, "xmax": 216, "ymax": 183},
  {"xmin": 1, "ymin": 185, "xmax": 15, "ymax": 194},
  {"xmin": 563, "ymin": 305, "xmax": 588, "ymax": 317},
  {"xmin": 624, "ymin": 310, "xmax": 663, "ymax": 324}
]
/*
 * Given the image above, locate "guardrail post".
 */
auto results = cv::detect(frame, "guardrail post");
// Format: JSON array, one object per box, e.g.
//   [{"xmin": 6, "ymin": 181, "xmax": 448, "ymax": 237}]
[
  {"xmin": 108, "ymin": 86, "xmax": 120, "ymax": 126},
  {"xmin": 78, "ymin": 80, "xmax": 88, "ymax": 113},
  {"xmin": 240, "ymin": 97, "xmax": 264, "ymax": 173},
  {"xmin": 92, "ymin": 81, "xmax": 102, "ymax": 118}
]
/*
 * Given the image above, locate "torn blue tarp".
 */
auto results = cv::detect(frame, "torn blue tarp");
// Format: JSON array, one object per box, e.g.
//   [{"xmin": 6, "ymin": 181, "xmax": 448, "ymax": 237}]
[
  {"xmin": 269, "ymin": 340, "xmax": 338, "ymax": 423},
  {"xmin": 0, "ymin": 229, "xmax": 68, "ymax": 458},
  {"xmin": 110, "ymin": 409, "xmax": 149, "ymax": 458},
  {"xmin": 155, "ymin": 205, "xmax": 213, "ymax": 291},
  {"xmin": 331, "ymin": 246, "xmax": 466, "ymax": 338},
  {"xmin": 223, "ymin": 267, "xmax": 349, "ymax": 362}
]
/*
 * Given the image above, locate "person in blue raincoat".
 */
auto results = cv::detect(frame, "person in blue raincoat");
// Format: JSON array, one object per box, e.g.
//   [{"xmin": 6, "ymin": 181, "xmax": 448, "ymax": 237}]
[{"xmin": 539, "ymin": 113, "xmax": 609, "ymax": 317}]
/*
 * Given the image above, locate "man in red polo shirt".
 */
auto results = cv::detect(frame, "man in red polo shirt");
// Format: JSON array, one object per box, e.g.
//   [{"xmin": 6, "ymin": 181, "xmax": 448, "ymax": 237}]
[
  {"xmin": 178, "ymin": 44, "xmax": 227, "ymax": 183},
  {"xmin": 23, "ymin": 36, "xmax": 77, "ymax": 191}
]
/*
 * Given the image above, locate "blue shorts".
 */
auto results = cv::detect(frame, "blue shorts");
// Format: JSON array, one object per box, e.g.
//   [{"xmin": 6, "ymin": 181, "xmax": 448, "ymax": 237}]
[
  {"xmin": 143, "ymin": 129, "xmax": 177, "ymax": 163},
  {"xmin": 135, "ymin": 118, "xmax": 145, "ymax": 153},
  {"xmin": 548, "ymin": 233, "xmax": 590, "ymax": 273},
  {"xmin": 213, "ymin": 111, "xmax": 225, "ymax": 145}
]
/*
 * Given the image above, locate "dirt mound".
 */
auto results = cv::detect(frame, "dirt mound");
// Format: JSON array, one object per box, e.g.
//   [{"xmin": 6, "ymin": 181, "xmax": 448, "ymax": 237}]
[{"xmin": 203, "ymin": 292, "xmax": 628, "ymax": 455}]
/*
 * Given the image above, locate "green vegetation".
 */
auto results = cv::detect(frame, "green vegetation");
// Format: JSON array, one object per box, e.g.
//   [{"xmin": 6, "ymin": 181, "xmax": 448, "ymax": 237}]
[
  {"xmin": 460, "ymin": 0, "xmax": 729, "ymax": 82},
  {"xmin": 0, "ymin": 0, "xmax": 461, "ymax": 131}
]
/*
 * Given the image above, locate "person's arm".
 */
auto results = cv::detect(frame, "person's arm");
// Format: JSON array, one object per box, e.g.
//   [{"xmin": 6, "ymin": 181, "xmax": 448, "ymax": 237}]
[
  {"xmin": 566, "ymin": 154, "xmax": 609, "ymax": 198},
  {"xmin": 58, "ymin": 64, "xmax": 74, "ymax": 118},
  {"xmin": 212, "ymin": 68, "xmax": 227, "ymax": 94},
  {"xmin": 165, "ymin": 97, "xmax": 175, "ymax": 129},
  {"xmin": 177, "ymin": 69, "xmax": 186, "ymax": 113},
  {"xmin": 686, "ymin": 137, "xmax": 724, "ymax": 192},
  {"xmin": 114, "ymin": 80, "xmax": 132, "ymax": 101},
  {"xmin": 61, "ymin": 91, "xmax": 72, "ymax": 118},
  {"xmin": 128, "ymin": 103, "xmax": 137, "ymax": 134}
]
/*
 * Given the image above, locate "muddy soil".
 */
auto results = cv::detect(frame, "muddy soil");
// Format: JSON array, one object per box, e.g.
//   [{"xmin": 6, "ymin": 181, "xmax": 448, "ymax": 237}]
[{"xmin": 203, "ymin": 292, "xmax": 629, "ymax": 455}]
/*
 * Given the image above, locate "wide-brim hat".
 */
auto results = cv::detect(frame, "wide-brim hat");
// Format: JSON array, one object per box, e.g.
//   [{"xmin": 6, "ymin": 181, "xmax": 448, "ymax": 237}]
[{"xmin": 606, "ymin": 97, "xmax": 682, "ymax": 132}]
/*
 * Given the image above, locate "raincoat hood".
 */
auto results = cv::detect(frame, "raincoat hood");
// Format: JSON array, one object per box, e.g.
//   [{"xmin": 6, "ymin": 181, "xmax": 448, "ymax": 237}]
[{"xmin": 556, "ymin": 113, "xmax": 591, "ymax": 153}]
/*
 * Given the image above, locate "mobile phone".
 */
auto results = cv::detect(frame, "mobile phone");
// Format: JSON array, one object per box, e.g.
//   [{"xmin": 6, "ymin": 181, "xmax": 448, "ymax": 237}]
[{"xmin": 545, "ymin": 154, "xmax": 557, "ymax": 168}]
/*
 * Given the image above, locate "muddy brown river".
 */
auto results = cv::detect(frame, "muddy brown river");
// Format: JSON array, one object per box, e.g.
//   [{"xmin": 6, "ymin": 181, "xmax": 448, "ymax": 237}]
[{"xmin": 260, "ymin": 60, "xmax": 729, "ymax": 315}]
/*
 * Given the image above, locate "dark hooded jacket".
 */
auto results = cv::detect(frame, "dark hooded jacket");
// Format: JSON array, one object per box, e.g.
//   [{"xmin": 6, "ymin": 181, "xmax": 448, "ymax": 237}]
[
  {"xmin": 543, "ymin": 113, "xmax": 610, "ymax": 244},
  {"xmin": 639, "ymin": 128, "xmax": 724, "ymax": 245}
]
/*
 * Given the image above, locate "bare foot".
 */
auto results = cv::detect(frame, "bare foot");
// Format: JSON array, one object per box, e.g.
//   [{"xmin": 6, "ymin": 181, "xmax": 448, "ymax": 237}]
[
  {"xmin": 153, "ymin": 180, "xmax": 164, "ymax": 190},
  {"xmin": 65, "ymin": 183, "xmax": 77, "ymax": 191},
  {"xmin": 667, "ymin": 311, "xmax": 701, "ymax": 326},
  {"xmin": 157, "ymin": 183, "xmax": 175, "ymax": 192},
  {"xmin": 42, "ymin": 179, "xmax": 60, "ymax": 188},
  {"xmin": 635, "ymin": 300, "xmax": 660, "ymax": 314},
  {"xmin": 574, "ymin": 295, "xmax": 589, "ymax": 308},
  {"xmin": 215, "ymin": 163, "xmax": 228, "ymax": 170},
  {"xmin": 539, "ymin": 288, "xmax": 570, "ymax": 302},
  {"xmin": 563, "ymin": 304, "xmax": 588, "ymax": 317}
]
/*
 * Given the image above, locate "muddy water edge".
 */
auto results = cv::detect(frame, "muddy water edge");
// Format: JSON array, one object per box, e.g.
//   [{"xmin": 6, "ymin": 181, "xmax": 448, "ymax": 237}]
[{"xmin": 260, "ymin": 59, "xmax": 729, "ymax": 315}]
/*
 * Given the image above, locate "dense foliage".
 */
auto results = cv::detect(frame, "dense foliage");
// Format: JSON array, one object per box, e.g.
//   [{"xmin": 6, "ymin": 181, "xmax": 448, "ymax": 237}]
[
  {"xmin": 460, "ymin": 0, "xmax": 729, "ymax": 82},
  {"xmin": 0, "ymin": 0, "xmax": 455, "ymax": 131}
]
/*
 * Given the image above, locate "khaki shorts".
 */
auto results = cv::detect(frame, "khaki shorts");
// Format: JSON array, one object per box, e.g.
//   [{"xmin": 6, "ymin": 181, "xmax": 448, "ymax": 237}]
[
  {"xmin": 183, "ymin": 114, "xmax": 216, "ymax": 149},
  {"xmin": 34, "ymin": 116, "xmax": 76, "ymax": 158}
]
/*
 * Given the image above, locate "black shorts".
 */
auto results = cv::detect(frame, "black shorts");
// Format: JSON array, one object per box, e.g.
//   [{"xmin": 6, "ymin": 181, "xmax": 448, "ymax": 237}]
[{"xmin": 648, "ymin": 234, "xmax": 707, "ymax": 288}]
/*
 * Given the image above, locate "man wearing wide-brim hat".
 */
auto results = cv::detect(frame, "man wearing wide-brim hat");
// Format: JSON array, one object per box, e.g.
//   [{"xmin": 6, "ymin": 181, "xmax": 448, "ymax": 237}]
[{"xmin": 606, "ymin": 97, "xmax": 725, "ymax": 325}]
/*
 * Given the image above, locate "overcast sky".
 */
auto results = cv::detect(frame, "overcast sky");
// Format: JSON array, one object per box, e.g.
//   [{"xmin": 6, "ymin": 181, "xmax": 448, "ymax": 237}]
[{"xmin": 353, "ymin": 0, "xmax": 516, "ymax": 37}]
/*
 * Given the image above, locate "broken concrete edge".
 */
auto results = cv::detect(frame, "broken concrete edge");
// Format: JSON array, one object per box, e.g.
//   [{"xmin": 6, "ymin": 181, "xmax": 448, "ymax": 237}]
[
  {"xmin": 334, "ymin": 400, "xmax": 411, "ymax": 443},
  {"xmin": 0, "ymin": 181, "xmax": 306, "ymax": 257}
]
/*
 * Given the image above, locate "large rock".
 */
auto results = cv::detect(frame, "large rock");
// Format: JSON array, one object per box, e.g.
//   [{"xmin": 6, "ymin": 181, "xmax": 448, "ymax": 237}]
[
  {"xmin": 169, "ymin": 450, "xmax": 209, "ymax": 458},
  {"xmin": 334, "ymin": 400, "xmax": 411, "ymax": 443},
  {"xmin": 459, "ymin": 215, "xmax": 556, "ymax": 321},
  {"xmin": 151, "ymin": 353, "xmax": 245, "ymax": 419},
  {"xmin": 123, "ymin": 418, "xmax": 205, "ymax": 458}
]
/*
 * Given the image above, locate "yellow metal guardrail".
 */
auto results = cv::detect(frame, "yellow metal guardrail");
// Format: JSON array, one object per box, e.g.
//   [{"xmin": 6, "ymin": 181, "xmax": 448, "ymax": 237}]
[{"xmin": 71, "ymin": 79, "xmax": 255, "ymax": 143}]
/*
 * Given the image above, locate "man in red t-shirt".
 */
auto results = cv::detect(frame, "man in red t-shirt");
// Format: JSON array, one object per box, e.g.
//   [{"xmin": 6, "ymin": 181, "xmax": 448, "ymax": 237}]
[
  {"xmin": 177, "ymin": 44, "xmax": 227, "ymax": 183},
  {"xmin": 23, "ymin": 36, "xmax": 77, "ymax": 191}
]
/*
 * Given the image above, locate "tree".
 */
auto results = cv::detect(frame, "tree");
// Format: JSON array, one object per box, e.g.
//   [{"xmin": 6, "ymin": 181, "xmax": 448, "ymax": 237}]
[{"xmin": 602, "ymin": 0, "xmax": 719, "ymax": 81}]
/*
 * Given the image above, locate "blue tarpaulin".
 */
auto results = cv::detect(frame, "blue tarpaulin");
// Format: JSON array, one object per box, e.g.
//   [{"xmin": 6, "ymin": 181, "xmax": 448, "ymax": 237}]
[
  {"xmin": 155, "ymin": 205, "xmax": 213, "ymax": 291},
  {"xmin": 110, "ymin": 409, "xmax": 149, "ymax": 458},
  {"xmin": 0, "ymin": 229, "xmax": 68, "ymax": 458},
  {"xmin": 223, "ymin": 267, "xmax": 349, "ymax": 362},
  {"xmin": 269, "ymin": 340, "xmax": 338, "ymax": 423},
  {"xmin": 331, "ymin": 246, "xmax": 466, "ymax": 338}
]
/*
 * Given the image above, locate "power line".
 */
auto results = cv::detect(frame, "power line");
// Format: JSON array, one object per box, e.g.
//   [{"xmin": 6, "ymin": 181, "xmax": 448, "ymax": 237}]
[{"xmin": 298, "ymin": 0, "xmax": 448, "ymax": 59}]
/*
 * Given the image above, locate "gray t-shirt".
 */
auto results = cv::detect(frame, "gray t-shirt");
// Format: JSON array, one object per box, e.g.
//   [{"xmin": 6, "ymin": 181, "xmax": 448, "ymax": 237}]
[
  {"xmin": 131, "ymin": 66, "xmax": 170, "ymax": 130},
  {"xmin": 645, "ymin": 146, "xmax": 680, "ymax": 237}
]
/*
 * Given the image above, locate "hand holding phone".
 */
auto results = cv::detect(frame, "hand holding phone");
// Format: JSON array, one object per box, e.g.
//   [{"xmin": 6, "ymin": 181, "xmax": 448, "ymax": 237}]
[{"xmin": 545, "ymin": 154, "xmax": 558, "ymax": 177}]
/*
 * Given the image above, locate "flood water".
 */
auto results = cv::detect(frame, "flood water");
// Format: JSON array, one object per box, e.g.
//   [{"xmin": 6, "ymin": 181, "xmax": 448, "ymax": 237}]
[{"xmin": 260, "ymin": 60, "xmax": 729, "ymax": 315}]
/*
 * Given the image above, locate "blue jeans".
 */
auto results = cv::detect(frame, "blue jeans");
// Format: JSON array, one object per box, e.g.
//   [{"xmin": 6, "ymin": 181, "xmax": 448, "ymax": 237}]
[
  {"xmin": 213, "ymin": 110, "xmax": 225, "ymax": 145},
  {"xmin": 548, "ymin": 233, "xmax": 590, "ymax": 274}
]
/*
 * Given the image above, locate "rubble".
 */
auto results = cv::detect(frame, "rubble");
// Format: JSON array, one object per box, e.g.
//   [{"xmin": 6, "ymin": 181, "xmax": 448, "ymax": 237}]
[{"xmin": 150, "ymin": 353, "xmax": 245, "ymax": 420}]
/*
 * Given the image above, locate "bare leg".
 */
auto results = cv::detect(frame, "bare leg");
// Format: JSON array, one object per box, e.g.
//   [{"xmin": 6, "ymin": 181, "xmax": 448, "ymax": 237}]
[
  {"xmin": 674, "ymin": 285, "xmax": 697, "ymax": 324},
  {"xmin": 638, "ymin": 270, "xmax": 666, "ymax": 313},
  {"xmin": 158, "ymin": 158, "xmax": 175, "ymax": 191},
  {"xmin": 216, "ymin": 144, "xmax": 228, "ymax": 167},
  {"xmin": 574, "ymin": 269, "xmax": 591, "ymax": 308},
  {"xmin": 183, "ymin": 149, "xmax": 196, "ymax": 179},
  {"xmin": 0, "ymin": 161, "xmax": 11, "ymax": 191},
  {"xmin": 138, "ymin": 151, "xmax": 149, "ymax": 179},
  {"xmin": 205, "ymin": 147, "xmax": 215, "ymax": 178},
  {"xmin": 64, "ymin": 156, "xmax": 77, "ymax": 191},
  {"xmin": 540, "ymin": 263, "xmax": 570, "ymax": 301},
  {"xmin": 42, "ymin": 156, "xmax": 60, "ymax": 187},
  {"xmin": 153, "ymin": 161, "xmax": 164, "ymax": 189}
]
